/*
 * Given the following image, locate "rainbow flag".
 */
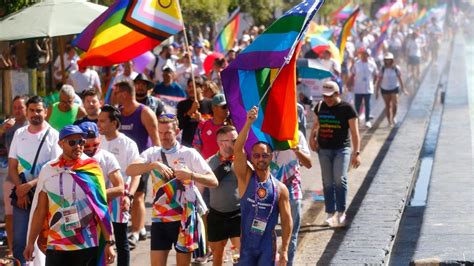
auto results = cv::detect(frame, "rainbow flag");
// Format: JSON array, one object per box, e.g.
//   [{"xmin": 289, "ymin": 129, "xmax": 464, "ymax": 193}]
[
  {"xmin": 336, "ymin": 6, "xmax": 360, "ymax": 64},
  {"xmin": 51, "ymin": 157, "xmax": 111, "ymax": 265},
  {"xmin": 332, "ymin": 1, "xmax": 356, "ymax": 22},
  {"xmin": 214, "ymin": 7, "xmax": 240, "ymax": 54},
  {"xmin": 415, "ymin": 7, "xmax": 428, "ymax": 27},
  {"xmin": 221, "ymin": 0, "xmax": 325, "ymax": 152},
  {"xmin": 73, "ymin": 0, "xmax": 183, "ymax": 67}
]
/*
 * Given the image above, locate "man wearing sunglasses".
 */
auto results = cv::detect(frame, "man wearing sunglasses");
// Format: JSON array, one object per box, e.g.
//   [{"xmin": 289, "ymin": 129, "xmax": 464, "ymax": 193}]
[
  {"xmin": 8, "ymin": 96, "xmax": 61, "ymax": 264},
  {"xmin": 234, "ymin": 106, "xmax": 292, "ymax": 266},
  {"xmin": 126, "ymin": 113, "xmax": 218, "ymax": 266},
  {"xmin": 24, "ymin": 125, "xmax": 115, "ymax": 265}
]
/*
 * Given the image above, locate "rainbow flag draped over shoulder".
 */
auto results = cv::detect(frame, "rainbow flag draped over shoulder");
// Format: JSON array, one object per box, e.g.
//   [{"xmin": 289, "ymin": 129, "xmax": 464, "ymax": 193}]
[
  {"xmin": 73, "ymin": 0, "xmax": 183, "ymax": 67},
  {"xmin": 336, "ymin": 6, "xmax": 359, "ymax": 64},
  {"xmin": 221, "ymin": 0, "xmax": 325, "ymax": 153},
  {"xmin": 214, "ymin": 7, "xmax": 240, "ymax": 54},
  {"xmin": 51, "ymin": 157, "xmax": 111, "ymax": 265}
]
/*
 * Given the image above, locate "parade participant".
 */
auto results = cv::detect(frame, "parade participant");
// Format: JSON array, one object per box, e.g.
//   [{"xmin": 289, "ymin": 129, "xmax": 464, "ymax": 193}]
[
  {"xmin": 67, "ymin": 65, "xmax": 102, "ymax": 96},
  {"xmin": 192, "ymin": 42, "xmax": 208, "ymax": 76},
  {"xmin": 234, "ymin": 106, "xmax": 292, "ymax": 265},
  {"xmin": 114, "ymin": 61, "xmax": 138, "ymax": 85},
  {"xmin": 8, "ymin": 96, "xmax": 61, "ymax": 263},
  {"xmin": 134, "ymin": 74, "xmax": 165, "ymax": 118},
  {"xmin": 126, "ymin": 113, "xmax": 217, "ymax": 266},
  {"xmin": 405, "ymin": 31, "xmax": 422, "ymax": 81},
  {"xmin": 153, "ymin": 67, "xmax": 187, "ymax": 98},
  {"xmin": 74, "ymin": 89, "xmax": 101, "ymax": 125},
  {"xmin": 79, "ymin": 121, "xmax": 130, "ymax": 265},
  {"xmin": 175, "ymin": 52, "xmax": 200, "ymax": 90},
  {"xmin": 177, "ymin": 78, "xmax": 213, "ymax": 147},
  {"xmin": 0, "ymin": 96, "xmax": 28, "ymax": 257},
  {"xmin": 207, "ymin": 126, "xmax": 241, "ymax": 266},
  {"xmin": 202, "ymin": 80, "xmax": 221, "ymax": 100},
  {"xmin": 147, "ymin": 45, "xmax": 175, "ymax": 83},
  {"xmin": 349, "ymin": 47, "xmax": 378, "ymax": 128},
  {"xmin": 375, "ymin": 53, "xmax": 408, "ymax": 127},
  {"xmin": 98, "ymin": 104, "xmax": 141, "ymax": 264},
  {"xmin": 52, "ymin": 44, "xmax": 78, "ymax": 83},
  {"xmin": 270, "ymin": 130, "xmax": 312, "ymax": 265},
  {"xmin": 23, "ymin": 125, "xmax": 115, "ymax": 265},
  {"xmin": 47, "ymin": 85, "xmax": 86, "ymax": 131},
  {"xmin": 114, "ymin": 81, "xmax": 159, "ymax": 248},
  {"xmin": 193, "ymin": 94, "xmax": 230, "ymax": 160},
  {"xmin": 309, "ymin": 81, "xmax": 361, "ymax": 228}
]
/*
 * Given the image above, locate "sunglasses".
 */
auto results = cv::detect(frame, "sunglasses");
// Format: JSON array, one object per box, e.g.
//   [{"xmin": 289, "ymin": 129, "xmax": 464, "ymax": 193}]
[
  {"xmin": 65, "ymin": 139, "xmax": 85, "ymax": 147},
  {"xmin": 219, "ymin": 104, "xmax": 228, "ymax": 109},
  {"xmin": 252, "ymin": 153, "xmax": 271, "ymax": 160},
  {"xmin": 159, "ymin": 113, "xmax": 176, "ymax": 119}
]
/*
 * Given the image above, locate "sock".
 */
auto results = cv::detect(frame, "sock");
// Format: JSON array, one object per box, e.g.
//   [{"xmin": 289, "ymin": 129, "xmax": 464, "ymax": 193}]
[{"xmin": 139, "ymin": 228, "xmax": 146, "ymax": 235}]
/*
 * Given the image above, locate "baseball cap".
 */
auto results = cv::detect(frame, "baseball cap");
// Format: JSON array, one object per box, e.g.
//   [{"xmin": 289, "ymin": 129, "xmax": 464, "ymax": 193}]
[
  {"xmin": 212, "ymin": 94, "xmax": 227, "ymax": 106},
  {"xmin": 59, "ymin": 125, "xmax": 86, "ymax": 140},
  {"xmin": 78, "ymin": 122, "xmax": 99, "ymax": 139},
  {"xmin": 384, "ymin": 52, "xmax": 394, "ymax": 60},
  {"xmin": 322, "ymin": 81, "xmax": 340, "ymax": 96},
  {"xmin": 193, "ymin": 41, "xmax": 204, "ymax": 48}
]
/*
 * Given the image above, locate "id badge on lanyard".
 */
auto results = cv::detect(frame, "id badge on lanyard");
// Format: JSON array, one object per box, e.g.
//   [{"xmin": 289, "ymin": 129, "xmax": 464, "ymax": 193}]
[
  {"xmin": 59, "ymin": 172, "xmax": 80, "ymax": 231},
  {"xmin": 251, "ymin": 177, "xmax": 276, "ymax": 236}
]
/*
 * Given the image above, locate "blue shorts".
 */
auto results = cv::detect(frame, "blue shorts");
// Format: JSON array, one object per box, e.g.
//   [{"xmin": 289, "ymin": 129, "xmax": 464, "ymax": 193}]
[{"xmin": 238, "ymin": 248, "xmax": 276, "ymax": 266}]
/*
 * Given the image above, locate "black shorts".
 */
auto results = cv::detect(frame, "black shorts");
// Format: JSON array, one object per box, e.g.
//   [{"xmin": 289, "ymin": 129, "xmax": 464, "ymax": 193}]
[
  {"xmin": 136, "ymin": 173, "xmax": 149, "ymax": 194},
  {"xmin": 381, "ymin": 87, "xmax": 399, "ymax": 95},
  {"xmin": 150, "ymin": 221, "xmax": 188, "ymax": 252},
  {"xmin": 46, "ymin": 247, "xmax": 98, "ymax": 266},
  {"xmin": 207, "ymin": 208, "xmax": 241, "ymax": 242}
]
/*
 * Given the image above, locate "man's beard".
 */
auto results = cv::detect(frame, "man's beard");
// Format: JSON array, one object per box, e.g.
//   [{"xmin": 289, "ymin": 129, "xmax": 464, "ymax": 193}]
[
  {"xmin": 29, "ymin": 116, "xmax": 43, "ymax": 126},
  {"xmin": 136, "ymin": 92, "xmax": 147, "ymax": 98}
]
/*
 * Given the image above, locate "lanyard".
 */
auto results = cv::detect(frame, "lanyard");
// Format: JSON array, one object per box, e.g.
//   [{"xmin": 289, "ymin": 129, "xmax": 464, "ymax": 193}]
[
  {"xmin": 253, "ymin": 175, "xmax": 276, "ymax": 221},
  {"xmin": 59, "ymin": 172, "xmax": 77, "ymax": 207}
]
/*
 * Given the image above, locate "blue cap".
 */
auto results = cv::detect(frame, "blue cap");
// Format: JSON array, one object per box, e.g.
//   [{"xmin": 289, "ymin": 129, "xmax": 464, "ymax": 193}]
[
  {"xmin": 211, "ymin": 94, "xmax": 227, "ymax": 106},
  {"xmin": 193, "ymin": 41, "xmax": 203, "ymax": 48},
  {"xmin": 78, "ymin": 122, "xmax": 99, "ymax": 139},
  {"xmin": 59, "ymin": 125, "xmax": 86, "ymax": 140}
]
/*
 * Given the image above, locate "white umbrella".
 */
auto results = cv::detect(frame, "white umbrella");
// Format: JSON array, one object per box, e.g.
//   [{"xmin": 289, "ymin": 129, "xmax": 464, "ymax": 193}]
[{"xmin": 0, "ymin": 0, "xmax": 107, "ymax": 41}]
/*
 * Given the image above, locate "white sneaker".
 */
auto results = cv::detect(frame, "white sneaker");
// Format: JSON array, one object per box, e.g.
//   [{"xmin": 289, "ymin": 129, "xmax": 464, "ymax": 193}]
[
  {"xmin": 332, "ymin": 212, "xmax": 346, "ymax": 228},
  {"xmin": 323, "ymin": 213, "xmax": 335, "ymax": 226},
  {"xmin": 365, "ymin": 121, "xmax": 372, "ymax": 129}
]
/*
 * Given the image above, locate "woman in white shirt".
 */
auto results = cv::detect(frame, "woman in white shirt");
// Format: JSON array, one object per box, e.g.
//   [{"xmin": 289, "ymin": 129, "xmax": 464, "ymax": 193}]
[{"xmin": 375, "ymin": 53, "xmax": 408, "ymax": 127}]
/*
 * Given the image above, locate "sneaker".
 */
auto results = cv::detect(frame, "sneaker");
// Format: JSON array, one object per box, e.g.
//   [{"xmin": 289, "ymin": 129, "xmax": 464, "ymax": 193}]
[
  {"xmin": 323, "ymin": 213, "xmax": 335, "ymax": 226},
  {"xmin": 139, "ymin": 230, "xmax": 147, "ymax": 241},
  {"xmin": 128, "ymin": 234, "xmax": 138, "ymax": 250},
  {"xmin": 331, "ymin": 212, "xmax": 346, "ymax": 228},
  {"xmin": 365, "ymin": 121, "xmax": 372, "ymax": 129},
  {"xmin": 193, "ymin": 252, "xmax": 213, "ymax": 264}
]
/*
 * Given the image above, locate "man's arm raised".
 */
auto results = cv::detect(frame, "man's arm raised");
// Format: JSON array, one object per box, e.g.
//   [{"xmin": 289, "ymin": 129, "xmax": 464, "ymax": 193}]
[{"xmin": 234, "ymin": 106, "xmax": 258, "ymax": 197}]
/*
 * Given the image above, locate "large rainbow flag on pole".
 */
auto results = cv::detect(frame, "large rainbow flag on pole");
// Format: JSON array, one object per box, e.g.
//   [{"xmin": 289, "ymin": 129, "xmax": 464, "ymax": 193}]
[
  {"xmin": 213, "ymin": 7, "xmax": 241, "ymax": 54},
  {"xmin": 73, "ymin": 0, "xmax": 184, "ymax": 67},
  {"xmin": 221, "ymin": 0, "xmax": 325, "ymax": 152},
  {"xmin": 336, "ymin": 6, "xmax": 360, "ymax": 64}
]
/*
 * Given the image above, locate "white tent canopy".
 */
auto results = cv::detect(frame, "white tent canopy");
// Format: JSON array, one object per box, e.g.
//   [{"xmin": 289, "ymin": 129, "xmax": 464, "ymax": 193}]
[{"xmin": 0, "ymin": 0, "xmax": 106, "ymax": 41}]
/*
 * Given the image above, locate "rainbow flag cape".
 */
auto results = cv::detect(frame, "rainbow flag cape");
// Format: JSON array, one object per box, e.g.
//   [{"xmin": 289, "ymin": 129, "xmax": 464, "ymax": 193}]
[
  {"xmin": 213, "ymin": 7, "xmax": 240, "ymax": 54},
  {"xmin": 73, "ymin": 0, "xmax": 183, "ymax": 67},
  {"xmin": 336, "ymin": 6, "xmax": 360, "ymax": 64},
  {"xmin": 51, "ymin": 157, "xmax": 111, "ymax": 265},
  {"xmin": 221, "ymin": 0, "xmax": 325, "ymax": 152}
]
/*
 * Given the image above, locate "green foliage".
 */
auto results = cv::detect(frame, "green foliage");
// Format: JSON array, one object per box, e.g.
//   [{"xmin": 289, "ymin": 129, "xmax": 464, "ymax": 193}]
[
  {"xmin": 180, "ymin": 0, "xmax": 230, "ymax": 27},
  {"xmin": 1, "ymin": 0, "xmax": 37, "ymax": 17},
  {"xmin": 230, "ymin": 0, "xmax": 283, "ymax": 26}
]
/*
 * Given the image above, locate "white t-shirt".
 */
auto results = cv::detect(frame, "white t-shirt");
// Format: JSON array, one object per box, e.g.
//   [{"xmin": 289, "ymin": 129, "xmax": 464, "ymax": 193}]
[
  {"xmin": 146, "ymin": 55, "xmax": 175, "ymax": 83},
  {"xmin": 93, "ymin": 149, "xmax": 120, "ymax": 179},
  {"xmin": 99, "ymin": 134, "xmax": 139, "ymax": 223},
  {"xmin": 36, "ymin": 154, "xmax": 101, "ymax": 251},
  {"xmin": 351, "ymin": 59, "xmax": 378, "ymax": 94},
  {"xmin": 114, "ymin": 72, "xmax": 138, "ymax": 85},
  {"xmin": 380, "ymin": 66, "xmax": 401, "ymax": 90},
  {"xmin": 68, "ymin": 69, "xmax": 101, "ymax": 94},
  {"xmin": 53, "ymin": 54, "xmax": 79, "ymax": 80},
  {"xmin": 193, "ymin": 53, "xmax": 207, "ymax": 75},
  {"xmin": 8, "ymin": 124, "xmax": 61, "ymax": 180},
  {"xmin": 175, "ymin": 63, "xmax": 199, "ymax": 89},
  {"xmin": 406, "ymin": 38, "xmax": 422, "ymax": 57},
  {"xmin": 139, "ymin": 143, "xmax": 212, "ymax": 221}
]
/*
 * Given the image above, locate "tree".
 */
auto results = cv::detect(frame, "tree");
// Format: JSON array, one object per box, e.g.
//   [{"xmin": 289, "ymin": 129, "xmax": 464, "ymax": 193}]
[
  {"xmin": 230, "ymin": 0, "xmax": 283, "ymax": 26},
  {"xmin": 180, "ymin": 0, "xmax": 230, "ymax": 41},
  {"xmin": 0, "ymin": 0, "xmax": 37, "ymax": 18}
]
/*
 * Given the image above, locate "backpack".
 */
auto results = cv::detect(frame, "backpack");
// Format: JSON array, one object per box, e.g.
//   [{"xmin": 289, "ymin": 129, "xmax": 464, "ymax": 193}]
[
  {"xmin": 381, "ymin": 65, "xmax": 401, "ymax": 79},
  {"xmin": 148, "ymin": 54, "xmax": 159, "ymax": 80}
]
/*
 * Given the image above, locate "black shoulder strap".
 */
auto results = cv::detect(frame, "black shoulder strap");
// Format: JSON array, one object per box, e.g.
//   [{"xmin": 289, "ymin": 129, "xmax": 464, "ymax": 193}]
[
  {"xmin": 160, "ymin": 149, "xmax": 170, "ymax": 167},
  {"xmin": 30, "ymin": 127, "xmax": 50, "ymax": 176}
]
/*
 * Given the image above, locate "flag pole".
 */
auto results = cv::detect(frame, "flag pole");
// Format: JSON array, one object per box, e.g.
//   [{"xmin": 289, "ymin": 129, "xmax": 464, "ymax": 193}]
[{"xmin": 176, "ymin": 0, "xmax": 198, "ymax": 101}]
